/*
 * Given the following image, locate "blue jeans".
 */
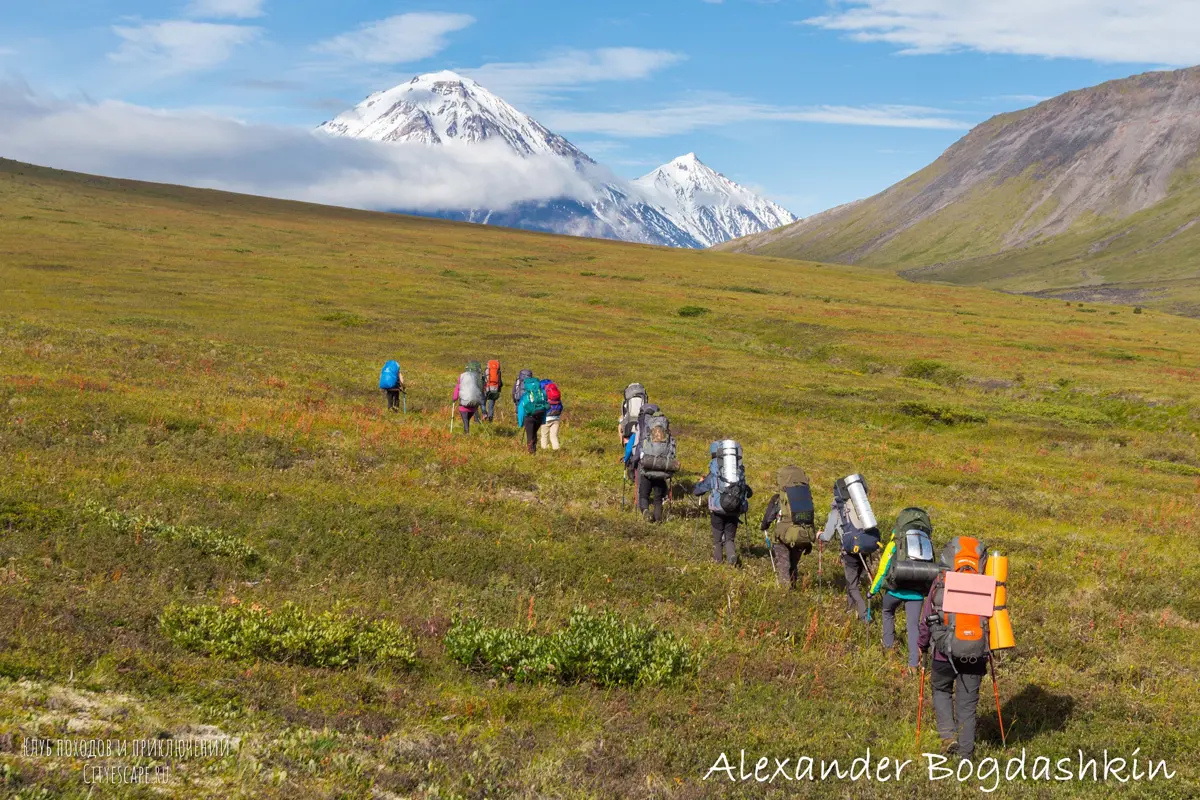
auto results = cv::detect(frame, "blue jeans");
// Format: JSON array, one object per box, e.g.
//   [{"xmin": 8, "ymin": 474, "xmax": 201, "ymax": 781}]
[{"xmin": 484, "ymin": 394, "xmax": 497, "ymax": 421}]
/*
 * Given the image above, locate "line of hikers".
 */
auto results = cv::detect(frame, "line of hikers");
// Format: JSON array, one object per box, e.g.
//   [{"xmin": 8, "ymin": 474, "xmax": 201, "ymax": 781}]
[
  {"xmin": 378, "ymin": 359, "xmax": 565, "ymax": 454},
  {"xmin": 619, "ymin": 382, "xmax": 1015, "ymax": 760}
]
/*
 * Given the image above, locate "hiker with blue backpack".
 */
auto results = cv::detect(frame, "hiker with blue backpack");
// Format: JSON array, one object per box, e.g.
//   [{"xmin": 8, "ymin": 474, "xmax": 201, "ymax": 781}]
[
  {"xmin": 819, "ymin": 474, "xmax": 881, "ymax": 622},
  {"xmin": 694, "ymin": 440, "xmax": 753, "ymax": 565},
  {"xmin": 870, "ymin": 508, "xmax": 940, "ymax": 674},
  {"xmin": 452, "ymin": 361, "xmax": 485, "ymax": 433},
  {"xmin": 379, "ymin": 360, "xmax": 405, "ymax": 413},
  {"xmin": 516, "ymin": 375, "xmax": 550, "ymax": 454}
]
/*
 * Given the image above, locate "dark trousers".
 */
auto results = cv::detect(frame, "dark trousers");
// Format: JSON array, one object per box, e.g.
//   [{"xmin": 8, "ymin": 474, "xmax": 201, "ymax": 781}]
[
  {"xmin": 459, "ymin": 408, "xmax": 476, "ymax": 433},
  {"xmin": 385, "ymin": 389, "xmax": 400, "ymax": 411},
  {"xmin": 882, "ymin": 595, "xmax": 922, "ymax": 667},
  {"xmin": 771, "ymin": 541, "xmax": 811, "ymax": 588},
  {"xmin": 523, "ymin": 412, "xmax": 546, "ymax": 454},
  {"xmin": 483, "ymin": 394, "xmax": 497, "ymax": 421},
  {"xmin": 637, "ymin": 471, "xmax": 667, "ymax": 522},
  {"xmin": 931, "ymin": 660, "xmax": 984, "ymax": 758},
  {"xmin": 842, "ymin": 554, "xmax": 869, "ymax": 621},
  {"xmin": 711, "ymin": 513, "xmax": 739, "ymax": 565}
]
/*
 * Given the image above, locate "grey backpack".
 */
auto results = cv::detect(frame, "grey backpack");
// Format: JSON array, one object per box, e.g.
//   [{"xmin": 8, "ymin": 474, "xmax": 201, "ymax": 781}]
[{"xmin": 638, "ymin": 414, "xmax": 679, "ymax": 478}]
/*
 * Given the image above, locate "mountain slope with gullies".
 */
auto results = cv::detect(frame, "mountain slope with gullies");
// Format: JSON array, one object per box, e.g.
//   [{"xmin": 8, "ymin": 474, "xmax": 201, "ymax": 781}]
[{"xmin": 717, "ymin": 66, "xmax": 1200, "ymax": 314}]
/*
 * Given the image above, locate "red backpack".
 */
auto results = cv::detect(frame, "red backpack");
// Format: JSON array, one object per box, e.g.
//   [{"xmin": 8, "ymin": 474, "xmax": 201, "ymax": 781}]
[
  {"xmin": 545, "ymin": 382, "xmax": 561, "ymax": 404},
  {"xmin": 929, "ymin": 537, "xmax": 990, "ymax": 661},
  {"xmin": 485, "ymin": 360, "xmax": 501, "ymax": 391}
]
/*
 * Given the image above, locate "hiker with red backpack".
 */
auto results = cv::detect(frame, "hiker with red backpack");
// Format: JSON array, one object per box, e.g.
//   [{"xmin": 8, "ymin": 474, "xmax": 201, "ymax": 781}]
[
  {"xmin": 539, "ymin": 379, "xmax": 564, "ymax": 450},
  {"xmin": 818, "ymin": 474, "xmax": 881, "ymax": 622},
  {"xmin": 918, "ymin": 537, "xmax": 991, "ymax": 759},
  {"xmin": 452, "ymin": 361, "xmax": 484, "ymax": 434},
  {"xmin": 516, "ymin": 375, "xmax": 550, "ymax": 454},
  {"xmin": 482, "ymin": 359, "xmax": 502, "ymax": 422}
]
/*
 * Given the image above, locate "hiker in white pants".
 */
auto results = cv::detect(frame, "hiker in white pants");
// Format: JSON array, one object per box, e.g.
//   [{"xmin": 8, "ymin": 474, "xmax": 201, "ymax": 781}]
[{"xmin": 540, "ymin": 380, "xmax": 563, "ymax": 450}]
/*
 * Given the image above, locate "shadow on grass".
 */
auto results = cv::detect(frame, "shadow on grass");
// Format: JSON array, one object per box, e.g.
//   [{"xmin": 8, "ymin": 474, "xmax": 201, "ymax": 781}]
[{"xmin": 981, "ymin": 683, "xmax": 1075, "ymax": 745}]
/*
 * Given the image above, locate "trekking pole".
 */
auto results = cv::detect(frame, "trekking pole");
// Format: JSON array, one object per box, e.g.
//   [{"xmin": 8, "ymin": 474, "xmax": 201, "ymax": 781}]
[
  {"xmin": 859, "ymin": 554, "xmax": 875, "ymax": 624},
  {"xmin": 621, "ymin": 470, "xmax": 627, "ymax": 510},
  {"xmin": 765, "ymin": 532, "xmax": 777, "ymax": 582},
  {"xmin": 989, "ymin": 653, "xmax": 1007, "ymax": 748},
  {"xmin": 449, "ymin": 403, "xmax": 456, "ymax": 433},
  {"xmin": 916, "ymin": 651, "xmax": 927, "ymax": 745},
  {"xmin": 402, "ymin": 390, "xmax": 407, "ymax": 415}
]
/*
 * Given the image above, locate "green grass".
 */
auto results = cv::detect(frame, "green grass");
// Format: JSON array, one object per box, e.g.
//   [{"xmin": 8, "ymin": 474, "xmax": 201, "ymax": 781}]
[{"xmin": 1, "ymin": 158, "xmax": 1199, "ymax": 797}]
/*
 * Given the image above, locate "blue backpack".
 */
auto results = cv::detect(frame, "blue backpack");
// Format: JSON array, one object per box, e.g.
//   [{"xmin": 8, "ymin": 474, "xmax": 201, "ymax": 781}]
[{"xmin": 379, "ymin": 360, "xmax": 400, "ymax": 390}]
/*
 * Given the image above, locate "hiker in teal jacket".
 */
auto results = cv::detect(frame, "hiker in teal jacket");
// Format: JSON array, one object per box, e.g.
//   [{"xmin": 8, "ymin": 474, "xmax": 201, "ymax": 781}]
[{"xmin": 516, "ymin": 376, "xmax": 548, "ymax": 455}]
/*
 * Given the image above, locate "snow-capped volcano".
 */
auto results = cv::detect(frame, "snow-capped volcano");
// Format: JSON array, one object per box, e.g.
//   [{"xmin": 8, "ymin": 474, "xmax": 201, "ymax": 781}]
[
  {"xmin": 318, "ymin": 71, "xmax": 591, "ymax": 164},
  {"xmin": 318, "ymin": 72, "xmax": 794, "ymax": 248},
  {"xmin": 634, "ymin": 153, "xmax": 797, "ymax": 247}
]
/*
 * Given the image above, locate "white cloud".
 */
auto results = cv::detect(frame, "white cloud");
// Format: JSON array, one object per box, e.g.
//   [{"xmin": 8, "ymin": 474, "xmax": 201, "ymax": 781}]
[
  {"xmin": 314, "ymin": 12, "xmax": 474, "ymax": 64},
  {"xmin": 187, "ymin": 0, "xmax": 265, "ymax": 19},
  {"xmin": 0, "ymin": 47, "xmax": 16, "ymax": 57},
  {"xmin": 110, "ymin": 21, "xmax": 260, "ymax": 74},
  {"xmin": 466, "ymin": 48, "xmax": 685, "ymax": 103},
  {"xmin": 540, "ymin": 97, "xmax": 971, "ymax": 137},
  {"xmin": 0, "ymin": 82, "xmax": 595, "ymax": 213},
  {"xmin": 803, "ymin": 0, "xmax": 1200, "ymax": 64}
]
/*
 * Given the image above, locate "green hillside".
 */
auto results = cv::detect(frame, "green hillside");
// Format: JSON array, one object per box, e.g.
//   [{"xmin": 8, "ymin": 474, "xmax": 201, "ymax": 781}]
[
  {"xmin": 2, "ymin": 158, "xmax": 1199, "ymax": 798},
  {"xmin": 719, "ymin": 68, "xmax": 1200, "ymax": 316}
]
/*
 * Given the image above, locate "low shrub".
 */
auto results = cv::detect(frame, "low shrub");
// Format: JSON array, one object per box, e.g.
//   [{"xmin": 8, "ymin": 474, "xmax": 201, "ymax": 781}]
[
  {"xmin": 678, "ymin": 306, "xmax": 710, "ymax": 318},
  {"xmin": 444, "ymin": 608, "xmax": 697, "ymax": 688},
  {"xmin": 897, "ymin": 401, "xmax": 987, "ymax": 425},
  {"xmin": 901, "ymin": 359, "xmax": 965, "ymax": 386},
  {"xmin": 160, "ymin": 603, "xmax": 417, "ymax": 669},
  {"xmin": 84, "ymin": 501, "xmax": 259, "ymax": 563}
]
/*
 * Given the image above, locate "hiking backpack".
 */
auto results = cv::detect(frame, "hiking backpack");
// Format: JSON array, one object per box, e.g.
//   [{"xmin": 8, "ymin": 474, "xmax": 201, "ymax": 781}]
[
  {"xmin": 458, "ymin": 369, "xmax": 484, "ymax": 408},
  {"xmin": 621, "ymin": 383, "xmax": 648, "ymax": 438},
  {"xmin": 379, "ymin": 360, "xmax": 401, "ymax": 391},
  {"xmin": 834, "ymin": 478, "xmax": 881, "ymax": 556},
  {"xmin": 638, "ymin": 413, "xmax": 679, "ymax": 479},
  {"xmin": 883, "ymin": 507, "xmax": 938, "ymax": 592},
  {"xmin": 929, "ymin": 537, "xmax": 991, "ymax": 662},
  {"xmin": 485, "ymin": 360, "xmax": 502, "ymax": 394},
  {"xmin": 708, "ymin": 440, "xmax": 747, "ymax": 516},
  {"xmin": 522, "ymin": 377, "xmax": 550, "ymax": 415},
  {"xmin": 513, "ymin": 369, "xmax": 533, "ymax": 405},
  {"xmin": 545, "ymin": 382, "xmax": 561, "ymax": 405},
  {"xmin": 774, "ymin": 465, "xmax": 816, "ymax": 546}
]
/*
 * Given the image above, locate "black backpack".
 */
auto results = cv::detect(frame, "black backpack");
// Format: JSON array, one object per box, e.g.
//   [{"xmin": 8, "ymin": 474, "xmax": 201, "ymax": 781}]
[{"xmin": 774, "ymin": 465, "xmax": 816, "ymax": 546}]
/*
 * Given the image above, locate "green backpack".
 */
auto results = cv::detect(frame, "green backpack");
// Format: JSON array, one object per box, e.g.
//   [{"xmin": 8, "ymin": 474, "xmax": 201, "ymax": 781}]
[
  {"xmin": 522, "ymin": 377, "xmax": 550, "ymax": 415},
  {"xmin": 775, "ymin": 465, "xmax": 816, "ymax": 546},
  {"xmin": 892, "ymin": 507, "xmax": 934, "ymax": 563}
]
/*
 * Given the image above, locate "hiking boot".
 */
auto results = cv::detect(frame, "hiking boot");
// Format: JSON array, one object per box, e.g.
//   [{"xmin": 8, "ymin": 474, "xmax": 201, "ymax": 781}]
[{"xmin": 940, "ymin": 739, "xmax": 958, "ymax": 756}]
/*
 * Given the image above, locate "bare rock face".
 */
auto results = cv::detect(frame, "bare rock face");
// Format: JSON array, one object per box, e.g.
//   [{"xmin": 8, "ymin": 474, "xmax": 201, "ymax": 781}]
[{"xmin": 720, "ymin": 66, "xmax": 1200, "ymax": 267}]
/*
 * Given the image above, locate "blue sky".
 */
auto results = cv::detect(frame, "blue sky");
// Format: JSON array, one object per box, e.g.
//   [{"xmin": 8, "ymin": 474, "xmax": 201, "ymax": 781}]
[{"xmin": 3, "ymin": 0, "xmax": 1198, "ymax": 215}]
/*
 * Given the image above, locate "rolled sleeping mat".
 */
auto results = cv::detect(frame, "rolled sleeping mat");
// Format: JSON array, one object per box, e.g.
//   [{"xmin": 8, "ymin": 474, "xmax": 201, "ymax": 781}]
[
  {"xmin": 986, "ymin": 552, "xmax": 1015, "ymax": 650},
  {"xmin": 843, "ymin": 473, "xmax": 878, "ymax": 531},
  {"xmin": 890, "ymin": 559, "xmax": 942, "ymax": 591}
]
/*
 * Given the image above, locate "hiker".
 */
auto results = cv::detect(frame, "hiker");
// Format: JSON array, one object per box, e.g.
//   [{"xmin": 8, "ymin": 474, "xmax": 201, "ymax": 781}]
[
  {"xmin": 378, "ymin": 360, "xmax": 405, "ymax": 412},
  {"xmin": 870, "ymin": 508, "xmax": 939, "ymax": 673},
  {"xmin": 539, "ymin": 378, "xmax": 564, "ymax": 450},
  {"xmin": 483, "ymin": 359, "xmax": 503, "ymax": 422},
  {"xmin": 453, "ymin": 362, "xmax": 484, "ymax": 433},
  {"xmin": 819, "ymin": 474, "xmax": 881, "ymax": 622},
  {"xmin": 694, "ymin": 440, "xmax": 752, "ymax": 565},
  {"xmin": 619, "ymin": 383, "xmax": 648, "ymax": 446},
  {"xmin": 918, "ymin": 537, "xmax": 991, "ymax": 759},
  {"xmin": 512, "ymin": 368, "xmax": 533, "ymax": 418},
  {"xmin": 759, "ymin": 465, "xmax": 817, "ymax": 588},
  {"xmin": 626, "ymin": 402, "xmax": 661, "ymax": 508},
  {"xmin": 516, "ymin": 374, "xmax": 549, "ymax": 454},
  {"xmin": 633, "ymin": 408, "xmax": 679, "ymax": 523}
]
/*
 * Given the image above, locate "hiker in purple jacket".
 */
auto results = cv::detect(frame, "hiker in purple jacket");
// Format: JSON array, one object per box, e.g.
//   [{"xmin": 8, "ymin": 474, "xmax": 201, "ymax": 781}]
[{"xmin": 918, "ymin": 589, "xmax": 987, "ymax": 759}]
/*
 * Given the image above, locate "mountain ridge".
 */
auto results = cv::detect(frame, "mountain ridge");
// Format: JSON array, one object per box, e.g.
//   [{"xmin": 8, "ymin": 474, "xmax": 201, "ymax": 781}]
[{"xmin": 319, "ymin": 72, "xmax": 794, "ymax": 248}]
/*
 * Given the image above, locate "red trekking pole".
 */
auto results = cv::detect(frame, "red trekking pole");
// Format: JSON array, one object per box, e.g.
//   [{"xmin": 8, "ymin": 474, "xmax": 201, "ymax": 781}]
[{"xmin": 989, "ymin": 653, "xmax": 1007, "ymax": 747}]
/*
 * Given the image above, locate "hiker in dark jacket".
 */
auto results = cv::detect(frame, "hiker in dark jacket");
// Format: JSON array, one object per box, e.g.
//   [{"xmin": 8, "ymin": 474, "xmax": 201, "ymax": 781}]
[
  {"xmin": 694, "ymin": 469, "xmax": 753, "ymax": 566},
  {"xmin": 622, "ymin": 429, "xmax": 665, "ymax": 521},
  {"xmin": 918, "ymin": 589, "xmax": 987, "ymax": 758},
  {"xmin": 759, "ymin": 481, "xmax": 814, "ymax": 589},
  {"xmin": 512, "ymin": 368, "xmax": 533, "ymax": 417},
  {"xmin": 819, "ymin": 486, "xmax": 877, "ymax": 622}
]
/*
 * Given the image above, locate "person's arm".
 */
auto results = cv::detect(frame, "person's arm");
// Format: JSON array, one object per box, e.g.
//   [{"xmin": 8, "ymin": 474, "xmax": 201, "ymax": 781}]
[
  {"xmin": 693, "ymin": 474, "xmax": 713, "ymax": 496},
  {"xmin": 818, "ymin": 501, "xmax": 840, "ymax": 543},
  {"xmin": 517, "ymin": 400, "xmax": 525, "ymax": 427},
  {"xmin": 760, "ymin": 494, "xmax": 779, "ymax": 532},
  {"xmin": 623, "ymin": 434, "xmax": 636, "ymax": 463},
  {"xmin": 917, "ymin": 589, "xmax": 934, "ymax": 652},
  {"xmin": 453, "ymin": 377, "xmax": 460, "ymax": 403}
]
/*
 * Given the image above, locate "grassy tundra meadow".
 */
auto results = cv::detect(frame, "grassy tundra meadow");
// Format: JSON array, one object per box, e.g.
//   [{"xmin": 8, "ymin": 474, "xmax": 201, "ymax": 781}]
[{"xmin": 1, "ymin": 157, "xmax": 1199, "ymax": 798}]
